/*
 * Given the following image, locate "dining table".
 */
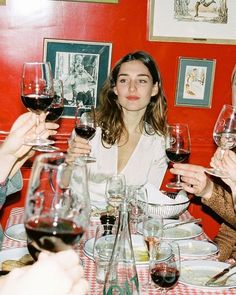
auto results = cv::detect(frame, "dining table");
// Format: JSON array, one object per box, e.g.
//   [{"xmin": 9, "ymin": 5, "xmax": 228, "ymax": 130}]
[{"xmin": 1, "ymin": 207, "xmax": 236, "ymax": 295}]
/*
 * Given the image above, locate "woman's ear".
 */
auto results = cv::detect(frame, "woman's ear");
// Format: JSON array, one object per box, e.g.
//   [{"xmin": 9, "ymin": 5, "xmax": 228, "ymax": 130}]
[
  {"xmin": 151, "ymin": 82, "xmax": 159, "ymax": 96},
  {"xmin": 113, "ymin": 86, "xmax": 118, "ymax": 96}
]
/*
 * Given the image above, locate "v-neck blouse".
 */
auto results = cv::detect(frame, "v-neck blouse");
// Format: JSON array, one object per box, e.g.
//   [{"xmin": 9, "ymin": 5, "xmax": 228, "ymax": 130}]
[{"xmin": 85, "ymin": 127, "xmax": 168, "ymax": 208}]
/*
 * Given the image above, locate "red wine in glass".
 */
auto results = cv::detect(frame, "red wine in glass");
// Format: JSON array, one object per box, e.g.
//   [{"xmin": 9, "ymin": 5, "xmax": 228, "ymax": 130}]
[
  {"xmin": 165, "ymin": 148, "xmax": 190, "ymax": 163},
  {"xmin": 75, "ymin": 124, "xmax": 96, "ymax": 140},
  {"xmin": 21, "ymin": 94, "xmax": 54, "ymax": 114},
  {"xmin": 151, "ymin": 264, "xmax": 180, "ymax": 288},
  {"xmin": 25, "ymin": 216, "xmax": 85, "ymax": 257},
  {"xmin": 46, "ymin": 79, "xmax": 64, "ymax": 123},
  {"xmin": 46, "ymin": 104, "xmax": 64, "ymax": 122}
]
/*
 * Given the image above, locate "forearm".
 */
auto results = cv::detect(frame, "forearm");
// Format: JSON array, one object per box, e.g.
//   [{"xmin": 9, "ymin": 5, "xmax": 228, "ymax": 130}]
[{"xmin": 0, "ymin": 150, "xmax": 17, "ymax": 183}]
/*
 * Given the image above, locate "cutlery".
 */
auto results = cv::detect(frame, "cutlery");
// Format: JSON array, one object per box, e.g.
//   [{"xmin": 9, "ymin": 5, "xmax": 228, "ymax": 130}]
[
  {"xmin": 205, "ymin": 261, "xmax": 236, "ymax": 286},
  {"xmin": 206, "ymin": 271, "xmax": 236, "ymax": 287},
  {"xmin": 163, "ymin": 218, "xmax": 202, "ymax": 230}
]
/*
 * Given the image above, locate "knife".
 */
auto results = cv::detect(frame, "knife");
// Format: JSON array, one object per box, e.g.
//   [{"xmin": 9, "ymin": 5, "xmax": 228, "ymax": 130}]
[
  {"xmin": 205, "ymin": 261, "xmax": 236, "ymax": 286},
  {"xmin": 163, "ymin": 218, "xmax": 202, "ymax": 230}
]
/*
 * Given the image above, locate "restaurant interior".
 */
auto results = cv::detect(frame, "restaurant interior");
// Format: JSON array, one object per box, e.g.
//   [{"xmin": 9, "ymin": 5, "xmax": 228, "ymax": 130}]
[{"xmin": 0, "ymin": 0, "xmax": 235, "ymax": 252}]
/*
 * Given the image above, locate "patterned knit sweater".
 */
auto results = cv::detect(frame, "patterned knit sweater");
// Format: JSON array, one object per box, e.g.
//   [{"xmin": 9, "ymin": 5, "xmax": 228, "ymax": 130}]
[{"xmin": 202, "ymin": 183, "xmax": 236, "ymax": 261}]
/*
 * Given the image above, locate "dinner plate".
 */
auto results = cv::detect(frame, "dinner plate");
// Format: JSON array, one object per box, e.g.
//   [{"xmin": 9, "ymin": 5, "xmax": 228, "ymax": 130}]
[
  {"xmin": 4, "ymin": 224, "xmax": 27, "ymax": 242},
  {"xmin": 180, "ymin": 260, "xmax": 236, "ymax": 290},
  {"xmin": 0, "ymin": 247, "xmax": 29, "ymax": 270},
  {"xmin": 176, "ymin": 240, "xmax": 219, "ymax": 258},
  {"xmin": 137, "ymin": 220, "xmax": 202, "ymax": 240},
  {"xmin": 84, "ymin": 234, "xmax": 149, "ymax": 265}
]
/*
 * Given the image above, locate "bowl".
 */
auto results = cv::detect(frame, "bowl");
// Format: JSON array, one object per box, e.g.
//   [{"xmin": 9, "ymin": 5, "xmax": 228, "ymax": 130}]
[{"xmin": 147, "ymin": 191, "xmax": 190, "ymax": 219}]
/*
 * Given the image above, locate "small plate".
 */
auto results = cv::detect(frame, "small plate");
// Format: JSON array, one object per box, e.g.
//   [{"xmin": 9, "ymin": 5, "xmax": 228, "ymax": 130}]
[
  {"xmin": 180, "ymin": 260, "xmax": 236, "ymax": 290},
  {"xmin": 84, "ymin": 234, "xmax": 149, "ymax": 265},
  {"xmin": 4, "ymin": 224, "xmax": 27, "ymax": 242},
  {"xmin": 176, "ymin": 240, "xmax": 218, "ymax": 258},
  {"xmin": 0, "ymin": 247, "xmax": 29, "ymax": 270}
]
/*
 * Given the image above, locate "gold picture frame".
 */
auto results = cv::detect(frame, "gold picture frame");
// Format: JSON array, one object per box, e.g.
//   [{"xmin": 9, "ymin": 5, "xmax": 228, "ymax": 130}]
[
  {"xmin": 0, "ymin": 0, "xmax": 6, "ymax": 5},
  {"xmin": 148, "ymin": 0, "xmax": 236, "ymax": 44}
]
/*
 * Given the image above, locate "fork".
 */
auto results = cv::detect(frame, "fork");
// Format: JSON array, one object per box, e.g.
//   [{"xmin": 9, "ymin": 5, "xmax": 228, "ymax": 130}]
[{"xmin": 207, "ymin": 272, "xmax": 236, "ymax": 287}]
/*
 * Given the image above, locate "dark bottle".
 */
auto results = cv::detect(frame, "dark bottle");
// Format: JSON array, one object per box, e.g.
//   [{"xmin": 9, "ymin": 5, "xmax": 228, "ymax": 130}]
[{"xmin": 103, "ymin": 201, "xmax": 139, "ymax": 295}]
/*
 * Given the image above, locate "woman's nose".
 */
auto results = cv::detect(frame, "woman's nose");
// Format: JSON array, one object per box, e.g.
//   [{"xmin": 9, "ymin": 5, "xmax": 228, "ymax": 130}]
[{"xmin": 129, "ymin": 80, "xmax": 136, "ymax": 92}]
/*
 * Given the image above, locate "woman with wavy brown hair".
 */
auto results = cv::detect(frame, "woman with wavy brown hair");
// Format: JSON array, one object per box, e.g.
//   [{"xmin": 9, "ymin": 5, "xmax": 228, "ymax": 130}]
[{"xmin": 68, "ymin": 51, "xmax": 168, "ymax": 208}]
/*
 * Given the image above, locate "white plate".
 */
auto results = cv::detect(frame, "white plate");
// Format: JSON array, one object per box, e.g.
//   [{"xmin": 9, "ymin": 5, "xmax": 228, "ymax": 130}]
[
  {"xmin": 0, "ymin": 247, "xmax": 29, "ymax": 270},
  {"xmin": 137, "ymin": 220, "xmax": 202, "ymax": 240},
  {"xmin": 176, "ymin": 240, "xmax": 218, "ymax": 258},
  {"xmin": 84, "ymin": 234, "xmax": 149, "ymax": 265},
  {"xmin": 205, "ymin": 168, "xmax": 229, "ymax": 179},
  {"xmin": 180, "ymin": 260, "xmax": 236, "ymax": 290},
  {"xmin": 4, "ymin": 224, "xmax": 27, "ymax": 242}
]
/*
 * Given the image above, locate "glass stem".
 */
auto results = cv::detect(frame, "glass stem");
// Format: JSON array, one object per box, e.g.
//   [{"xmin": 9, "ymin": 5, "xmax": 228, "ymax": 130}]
[
  {"xmin": 35, "ymin": 115, "xmax": 41, "ymax": 140},
  {"xmin": 176, "ymin": 174, "xmax": 181, "ymax": 185}
]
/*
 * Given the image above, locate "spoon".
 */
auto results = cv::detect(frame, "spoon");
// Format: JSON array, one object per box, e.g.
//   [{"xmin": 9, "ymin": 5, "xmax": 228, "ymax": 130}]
[{"xmin": 207, "ymin": 271, "xmax": 236, "ymax": 287}]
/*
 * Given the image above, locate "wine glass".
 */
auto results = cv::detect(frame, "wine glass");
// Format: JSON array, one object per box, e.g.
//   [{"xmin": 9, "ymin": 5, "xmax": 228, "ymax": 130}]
[
  {"xmin": 150, "ymin": 241, "xmax": 180, "ymax": 294},
  {"xmin": 24, "ymin": 152, "xmax": 90, "ymax": 259},
  {"xmin": 165, "ymin": 123, "xmax": 191, "ymax": 189},
  {"xmin": 127, "ymin": 185, "xmax": 148, "ymax": 234},
  {"xmin": 142, "ymin": 215, "xmax": 163, "ymax": 287},
  {"xmin": 74, "ymin": 104, "xmax": 96, "ymax": 161},
  {"xmin": 205, "ymin": 104, "xmax": 236, "ymax": 178},
  {"xmin": 46, "ymin": 79, "xmax": 64, "ymax": 122},
  {"xmin": 21, "ymin": 62, "xmax": 54, "ymax": 146},
  {"xmin": 105, "ymin": 174, "xmax": 126, "ymax": 217}
]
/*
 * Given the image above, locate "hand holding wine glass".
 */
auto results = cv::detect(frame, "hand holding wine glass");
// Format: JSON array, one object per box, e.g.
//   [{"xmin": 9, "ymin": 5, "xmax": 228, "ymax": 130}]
[
  {"xmin": 165, "ymin": 123, "xmax": 191, "ymax": 189},
  {"xmin": 74, "ymin": 105, "xmax": 96, "ymax": 161},
  {"xmin": 21, "ymin": 62, "xmax": 54, "ymax": 146},
  {"xmin": 205, "ymin": 104, "xmax": 236, "ymax": 178},
  {"xmin": 24, "ymin": 152, "xmax": 90, "ymax": 259},
  {"xmin": 150, "ymin": 241, "xmax": 180, "ymax": 294}
]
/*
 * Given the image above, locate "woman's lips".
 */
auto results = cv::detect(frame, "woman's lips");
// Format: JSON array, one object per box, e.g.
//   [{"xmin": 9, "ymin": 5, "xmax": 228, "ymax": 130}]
[{"xmin": 127, "ymin": 96, "xmax": 140, "ymax": 101}]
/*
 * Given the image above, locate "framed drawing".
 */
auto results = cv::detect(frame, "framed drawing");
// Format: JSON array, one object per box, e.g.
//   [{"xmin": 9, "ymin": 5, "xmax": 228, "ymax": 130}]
[
  {"xmin": 148, "ymin": 0, "xmax": 236, "ymax": 44},
  {"xmin": 175, "ymin": 57, "xmax": 216, "ymax": 108},
  {"xmin": 43, "ymin": 38, "xmax": 112, "ymax": 118}
]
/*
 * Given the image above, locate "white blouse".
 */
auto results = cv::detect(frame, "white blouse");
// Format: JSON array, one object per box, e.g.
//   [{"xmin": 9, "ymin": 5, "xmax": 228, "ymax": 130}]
[{"xmin": 85, "ymin": 127, "xmax": 168, "ymax": 209}]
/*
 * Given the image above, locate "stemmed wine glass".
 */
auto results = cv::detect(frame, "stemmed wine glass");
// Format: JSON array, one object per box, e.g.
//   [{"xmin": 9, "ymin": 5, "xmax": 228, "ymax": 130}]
[
  {"xmin": 105, "ymin": 174, "xmax": 126, "ymax": 217},
  {"xmin": 24, "ymin": 152, "xmax": 90, "ymax": 259},
  {"xmin": 74, "ymin": 105, "xmax": 96, "ymax": 161},
  {"xmin": 21, "ymin": 62, "xmax": 54, "ymax": 146},
  {"xmin": 165, "ymin": 123, "xmax": 191, "ymax": 189},
  {"xmin": 46, "ymin": 79, "xmax": 64, "ymax": 123},
  {"xmin": 142, "ymin": 215, "xmax": 163, "ymax": 287},
  {"xmin": 205, "ymin": 104, "xmax": 236, "ymax": 178},
  {"xmin": 150, "ymin": 241, "xmax": 180, "ymax": 294},
  {"xmin": 34, "ymin": 79, "xmax": 64, "ymax": 153}
]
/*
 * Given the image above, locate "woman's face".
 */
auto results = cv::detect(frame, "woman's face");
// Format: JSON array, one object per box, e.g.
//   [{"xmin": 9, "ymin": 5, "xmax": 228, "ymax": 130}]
[{"xmin": 113, "ymin": 60, "xmax": 158, "ymax": 113}]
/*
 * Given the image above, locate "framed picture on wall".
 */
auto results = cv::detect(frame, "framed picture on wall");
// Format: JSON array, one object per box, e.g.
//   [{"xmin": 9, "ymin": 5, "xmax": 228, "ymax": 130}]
[
  {"xmin": 43, "ymin": 38, "xmax": 112, "ymax": 118},
  {"xmin": 148, "ymin": 0, "xmax": 236, "ymax": 44},
  {"xmin": 0, "ymin": 0, "xmax": 6, "ymax": 5},
  {"xmin": 175, "ymin": 57, "xmax": 216, "ymax": 108}
]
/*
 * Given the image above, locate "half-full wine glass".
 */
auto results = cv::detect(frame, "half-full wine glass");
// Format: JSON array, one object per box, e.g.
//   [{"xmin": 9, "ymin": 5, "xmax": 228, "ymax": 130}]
[
  {"xmin": 74, "ymin": 105, "xmax": 96, "ymax": 161},
  {"xmin": 150, "ymin": 241, "xmax": 180, "ymax": 294},
  {"xmin": 24, "ymin": 152, "xmax": 90, "ymax": 259},
  {"xmin": 46, "ymin": 79, "xmax": 64, "ymax": 123},
  {"xmin": 205, "ymin": 104, "xmax": 236, "ymax": 178},
  {"xmin": 21, "ymin": 62, "xmax": 54, "ymax": 146},
  {"xmin": 165, "ymin": 123, "xmax": 191, "ymax": 189}
]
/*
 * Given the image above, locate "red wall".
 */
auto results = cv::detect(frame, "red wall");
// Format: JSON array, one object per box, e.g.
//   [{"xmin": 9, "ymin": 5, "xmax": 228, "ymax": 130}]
[{"xmin": 0, "ymin": 0, "xmax": 235, "ymax": 238}]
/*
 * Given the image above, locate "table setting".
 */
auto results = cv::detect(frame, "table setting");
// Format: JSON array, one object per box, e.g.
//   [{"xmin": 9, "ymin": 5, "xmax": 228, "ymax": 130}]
[{"xmin": 2, "ymin": 179, "xmax": 236, "ymax": 295}]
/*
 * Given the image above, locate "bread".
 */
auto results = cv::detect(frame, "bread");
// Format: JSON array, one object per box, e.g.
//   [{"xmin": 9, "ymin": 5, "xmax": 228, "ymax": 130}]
[
  {"xmin": 1, "ymin": 253, "xmax": 34, "ymax": 271},
  {"xmin": 1, "ymin": 259, "xmax": 25, "ymax": 271}
]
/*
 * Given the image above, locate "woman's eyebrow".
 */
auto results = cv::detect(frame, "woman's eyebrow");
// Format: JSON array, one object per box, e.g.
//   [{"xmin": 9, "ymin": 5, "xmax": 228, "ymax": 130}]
[{"xmin": 117, "ymin": 73, "xmax": 151, "ymax": 78}]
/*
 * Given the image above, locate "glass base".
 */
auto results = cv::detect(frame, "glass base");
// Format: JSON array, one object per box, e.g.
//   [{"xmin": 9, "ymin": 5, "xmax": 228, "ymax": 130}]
[
  {"xmin": 33, "ymin": 145, "xmax": 60, "ymax": 152},
  {"xmin": 205, "ymin": 168, "xmax": 229, "ymax": 179},
  {"xmin": 166, "ymin": 182, "xmax": 183, "ymax": 190},
  {"xmin": 25, "ymin": 138, "xmax": 55, "ymax": 147}
]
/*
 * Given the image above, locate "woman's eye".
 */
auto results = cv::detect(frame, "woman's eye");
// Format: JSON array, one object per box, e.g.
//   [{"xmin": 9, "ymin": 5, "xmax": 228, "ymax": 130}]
[
  {"xmin": 137, "ymin": 79, "xmax": 148, "ymax": 84},
  {"xmin": 119, "ymin": 78, "xmax": 128, "ymax": 83}
]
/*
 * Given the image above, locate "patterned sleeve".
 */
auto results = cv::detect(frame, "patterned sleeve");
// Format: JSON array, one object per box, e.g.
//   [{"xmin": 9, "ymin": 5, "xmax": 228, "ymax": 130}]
[
  {"xmin": 0, "ymin": 170, "xmax": 23, "ymax": 210},
  {"xmin": 202, "ymin": 183, "xmax": 236, "ymax": 228}
]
